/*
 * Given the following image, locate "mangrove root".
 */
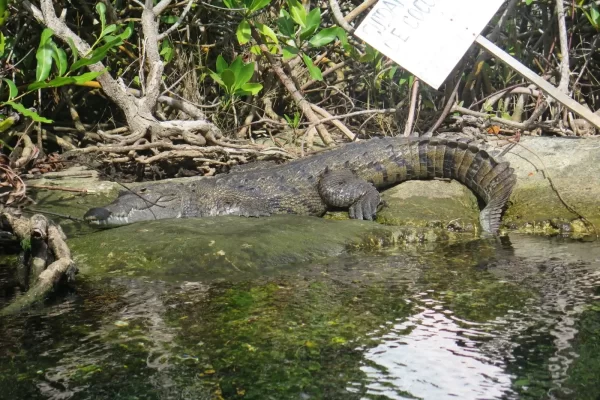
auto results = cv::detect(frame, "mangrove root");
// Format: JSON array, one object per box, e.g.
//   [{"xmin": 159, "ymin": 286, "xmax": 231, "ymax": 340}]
[{"xmin": 0, "ymin": 210, "xmax": 77, "ymax": 316}]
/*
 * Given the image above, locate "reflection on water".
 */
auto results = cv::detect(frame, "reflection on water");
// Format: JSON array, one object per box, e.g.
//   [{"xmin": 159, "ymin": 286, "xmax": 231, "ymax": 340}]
[
  {"xmin": 358, "ymin": 236, "xmax": 600, "ymax": 400},
  {"xmin": 361, "ymin": 299, "xmax": 514, "ymax": 400},
  {"xmin": 1, "ymin": 234, "xmax": 600, "ymax": 399}
]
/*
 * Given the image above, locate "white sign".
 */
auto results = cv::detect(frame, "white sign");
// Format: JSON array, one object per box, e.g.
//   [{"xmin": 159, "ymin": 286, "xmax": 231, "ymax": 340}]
[{"xmin": 356, "ymin": 0, "xmax": 505, "ymax": 88}]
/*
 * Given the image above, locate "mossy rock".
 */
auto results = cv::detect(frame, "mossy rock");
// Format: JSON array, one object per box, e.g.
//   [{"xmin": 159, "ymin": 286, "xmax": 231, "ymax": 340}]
[
  {"xmin": 376, "ymin": 180, "xmax": 480, "ymax": 233},
  {"xmin": 67, "ymin": 215, "xmax": 477, "ymax": 282},
  {"xmin": 503, "ymin": 180, "xmax": 600, "ymax": 237}
]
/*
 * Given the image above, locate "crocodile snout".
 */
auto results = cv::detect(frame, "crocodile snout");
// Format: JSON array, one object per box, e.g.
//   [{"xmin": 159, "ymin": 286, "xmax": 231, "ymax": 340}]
[{"xmin": 84, "ymin": 207, "xmax": 112, "ymax": 223}]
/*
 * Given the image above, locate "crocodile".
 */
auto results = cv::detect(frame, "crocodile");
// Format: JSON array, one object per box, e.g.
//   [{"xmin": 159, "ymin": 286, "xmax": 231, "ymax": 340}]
[{"xmin": 84, "ymin": 137, "xmax": 517, "ymax": 233}]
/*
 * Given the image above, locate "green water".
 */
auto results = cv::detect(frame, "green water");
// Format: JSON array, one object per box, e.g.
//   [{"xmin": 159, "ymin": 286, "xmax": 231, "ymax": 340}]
[{"xmin": 1, "ymin": 235, "xmax": 600, "ymax": 399}]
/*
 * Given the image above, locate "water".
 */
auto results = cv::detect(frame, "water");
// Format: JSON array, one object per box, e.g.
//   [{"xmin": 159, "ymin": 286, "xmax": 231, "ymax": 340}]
[{"xmin": 1, "ymin": 235, "xmax": 600, "ymax": 399}]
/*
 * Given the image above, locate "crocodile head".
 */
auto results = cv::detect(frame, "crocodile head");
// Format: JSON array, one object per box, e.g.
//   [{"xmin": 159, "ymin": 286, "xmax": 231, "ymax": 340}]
[{"xmin": 84, "ymin": 183, "xmax": 184, "ymax": 226}]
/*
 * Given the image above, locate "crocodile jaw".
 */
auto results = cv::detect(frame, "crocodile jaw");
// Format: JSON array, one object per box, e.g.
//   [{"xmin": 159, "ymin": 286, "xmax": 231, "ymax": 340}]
[
  {"xmin": 84, "ymin": 208, "xmax": 134, "ymax": 226},
  {"xmin": 84, "ymin": 188, "xmax": 184, "ymax": 226}
]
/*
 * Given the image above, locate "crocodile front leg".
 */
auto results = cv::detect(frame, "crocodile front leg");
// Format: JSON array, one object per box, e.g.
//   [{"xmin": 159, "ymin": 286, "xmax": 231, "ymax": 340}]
[{"xmin": 318, "ymin": 169, "xmax": 381, "ymax": 220}]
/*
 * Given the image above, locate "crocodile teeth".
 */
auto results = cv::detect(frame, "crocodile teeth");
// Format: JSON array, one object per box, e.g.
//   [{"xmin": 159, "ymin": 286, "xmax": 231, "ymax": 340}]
[{"xmin": 100, "ymin": 215, "xmax": 130, "ymax": 225}]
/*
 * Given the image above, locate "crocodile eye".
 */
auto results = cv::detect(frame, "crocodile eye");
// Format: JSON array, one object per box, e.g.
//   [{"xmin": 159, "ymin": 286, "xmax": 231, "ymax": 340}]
[{"xmin": 139, "ymin": 188, "xmax": 147, "ymax": 193}]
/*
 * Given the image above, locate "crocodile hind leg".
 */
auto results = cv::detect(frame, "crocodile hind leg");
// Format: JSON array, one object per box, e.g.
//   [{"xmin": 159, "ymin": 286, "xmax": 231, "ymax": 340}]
[{"xmin": 318, "ymin": 169, "xmax": 381, "ymax": 220}]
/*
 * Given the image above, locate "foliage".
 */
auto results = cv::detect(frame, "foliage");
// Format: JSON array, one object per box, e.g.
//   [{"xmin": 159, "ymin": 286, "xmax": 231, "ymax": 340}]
[
  {"xmin": 0, "ymin": 0, "xmax": 599, "ymax": 174},
  {"xmin": 209, "ymin": 55, "xmax": 262, "ymax": 99},
  {"xmin": 284, "ymin": 111, "xmax": 300, "ymax": 129},
  {"xmin": 1, "ymin": 2, "xmax": 131, "ymax": 126}
]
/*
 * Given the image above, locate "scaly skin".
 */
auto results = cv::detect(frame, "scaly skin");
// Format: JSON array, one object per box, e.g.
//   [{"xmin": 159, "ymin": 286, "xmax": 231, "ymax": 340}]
[{"xmin": 84, "ymin": 137, "xmax": 516, "ymax": 233}]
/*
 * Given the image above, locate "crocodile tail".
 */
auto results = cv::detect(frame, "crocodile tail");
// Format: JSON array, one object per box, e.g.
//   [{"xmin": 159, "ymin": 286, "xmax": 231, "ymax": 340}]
[{"xmin": 415, "ymin": 139, "xmax": 516, "ymax": 234}]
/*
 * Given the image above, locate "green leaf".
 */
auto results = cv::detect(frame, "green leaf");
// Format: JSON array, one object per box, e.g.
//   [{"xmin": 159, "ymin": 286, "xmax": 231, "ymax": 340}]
[
  {"xmin": 216, "ymin": 55, "xmax": 228, "ymax": 74},
  {"xmin": 0, "ymin": 116, "xmax": 17, "ymax": 134},
  {"xmin": 256, "ymin": 22, "xmax": 278, "ymax": 44},
  {"xmin": 35, "ymin": 29, "xmax": 55, "ymax": 82},
  {"xmin": 28, "ymin": 70, "xmax": 105, "ymax": 90},
  {"xmin": 50, "ymin": 43, "xmax": 68, "ymax": 76},
  {"xmin": 70, "ymin": 37, "xmax": 122, "ymax": 71},
  {"xmin": 28, "ymin": 77, "xmax": 74, "ymax": 90},
  {"xmin": 161, "ymin": 15, "xmax": 179, "ymax": 24},
  {"xmin": 278, "ymin": 10, "xmax": 296, "ymax": 38},
  {"xmin": 360, "ymin": 44, "xmax": 378, "ymax": 63},
  {"xmin": 0, "ymin": 0, "xmax": 7, "ymax": 27},
  {"xmin": 250, "ymin": 45, "xmax": 262, "ymax": 55},
  {"xmin": 96, "ymin": 3, "xmax": 107, "ymax": 32},
  {"xmin": 282, "ymin": 45, "xmax": 299, "ymax": 60},
  {"xmin": 99, "ymin": 24, "xmax": 118, "ymax": 40},
  {"xmin": 221, "ymin": 69, "xmax": 236, "ymax": 94},
  {"xmin": 302, "ymin": 54, "xmax": 322, "ymax": 81},
  {"xmin": 239, "ymin": 82, "xmax": 262, "ymax": 95},
  {"xmin": 39, "ymin": 28, "xmax": 54, "ymax": 47},
  {"xmin": 71, "ymin": 70, "xmax": 105, "ymax": 84},
  {"xmin": 209, "ymin": 70, "xmax": 224, "ymax": 86},
  {"xmin": 67, "ymin": 38, "xmax": 79, "ymax": 63},
  {"xmin": 590, "ymin": 3, "xmax": 600, "ymax": 28},
  {"xmin": 5, "ymin": 102, "xmax": 53, "ymax": 123},
  {"xmin": 119, "ymin": 22, "xmax": 134, "ymax": 40},
  {"xmin": 236, "ymin": 62, "xmax": 255, "ymax": 89},
  {"xmin": 335, "ymin": 27, "xmax": 348, "ymax": 47},
  {"xmin": 0, "ymin": 32, "xmax": 5, "ymax": 57},
  {"xmin": 249, "ymin": 0, "xmax": 271, "ymax": 13},
  {"xmin": 2, "ymin": 78, "xmax": 18, "ymax": 100},
  {"xmin": 236, "ymin": 19, "xmax": 252, "ymax": 45},
  {"xmin": 229, "ymin": 56, "xmax": 244, "ymax": 78},
  {"xmin": 102, "ymin": 35, "xmax": 119, "ymax": 43},
  {"xmin": 223, "ymin": 0, "xmax": 238, "ymax": 8},
  {"xmin": 35, "ymin": 43, "xmax": 53, "ymax": 82},
  {"xmin": 309, "ymin": 26, "xmax": 338, "ymax": 47},
  {"xmin": 287, "ymin": 0, "xmax": 306, "ymax": 28},
  {"xmin": 300, "ymin": 8, "xmax": 320, "ymax": 40},
  {"xmin": 160, "ymin": 38, "xmax": 174, "ymax": 63}
]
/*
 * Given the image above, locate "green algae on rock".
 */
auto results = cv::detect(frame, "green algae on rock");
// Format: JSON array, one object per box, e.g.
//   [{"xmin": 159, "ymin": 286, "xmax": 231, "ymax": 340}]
[
  {"xmin": 376, "ymin": 180, "xmax": 481, "ymax": 232},
  {"xmin": 68, "ymin": 215, "xmax": 479, "ymax": 282}
]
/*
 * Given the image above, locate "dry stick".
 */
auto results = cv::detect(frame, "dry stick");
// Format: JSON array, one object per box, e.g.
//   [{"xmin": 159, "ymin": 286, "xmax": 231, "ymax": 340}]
[
  {"xmin": 310, "ymin": 104, "xmax": 357, "ymax": 141},
  {"xmin": 426, "ymin": 76, "xmax": 462, "ymax": 136},
  {"xmin": 555, "ymin": 0, "xmax": 571, "ymax": 95},
  {"xmin": 572, "ymin": 35, "xmax": 599, "ymax": 90},
  {"xmin": 403, "ymin": 78, "xmax": 420, "ymax": 137},
  {"xmin": 476, "ymin": 85, "xmax": 537, "ymax": 110},
  {"xmin": 250, "ymin": 28, "xmax": 333, "ymax": 148},
  {"xmin": 303, "ymin": 108, "xmax": 396, "ymax": 127},
  {"xmin": 23, "ymin": 208, "xmax": 85, "ymax": 222},
  {"xmin": 452, "ymin": 105, "xmax": 550, "ymax": 130},
  {"xmin": 157, "ymin": 0, "xmax": 194, "ymax": 40},
  {"xmin": 509, "ymin": 142, "xmax": 598, "ymax": 238},
  {"xmin": 345, "ymin": 0, "xmax": 378, "ymax": 22},
  {"xmin": 475, "ymin": 36, "xmax": 600, "ymax": 129},
  {"xmin": 329, "ymin": 0, "xmax": 356, "ymax": 34},
  {"xmin": 64, "ymin": 88, "xmax": 87, "ymax": 134},
  {"xmin": 461, "ymin": 0, "xmax": 519, "ymax": 101},
  {"xmin": 301, "ymin": 61, "xmax": 347, "ymax": 91},
  {"xmin": 27, "ymin": 185, "xmax": 89, "ymax": 193},
  {"xmin": 237, "ymin": 112, "xmax": 256, "ymax": 139}
]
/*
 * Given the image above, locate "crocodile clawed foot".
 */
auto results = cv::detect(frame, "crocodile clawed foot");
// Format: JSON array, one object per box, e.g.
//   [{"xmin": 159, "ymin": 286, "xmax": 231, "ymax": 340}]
[{"xmin": 348, "ymin": 191, "xmax": 380, "ymax": 221}]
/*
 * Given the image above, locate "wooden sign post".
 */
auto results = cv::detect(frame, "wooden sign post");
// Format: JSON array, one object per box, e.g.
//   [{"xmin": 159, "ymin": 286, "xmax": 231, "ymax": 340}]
[{"xmin": 355, "ymin": 0, "xmax": 600, "ymax": 129}]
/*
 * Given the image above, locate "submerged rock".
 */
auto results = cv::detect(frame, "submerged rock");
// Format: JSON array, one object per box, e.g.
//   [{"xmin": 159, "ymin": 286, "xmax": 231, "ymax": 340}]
[{"xmin": 67, "ymin": 215, "xmax": 474, "ymax": 281}]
